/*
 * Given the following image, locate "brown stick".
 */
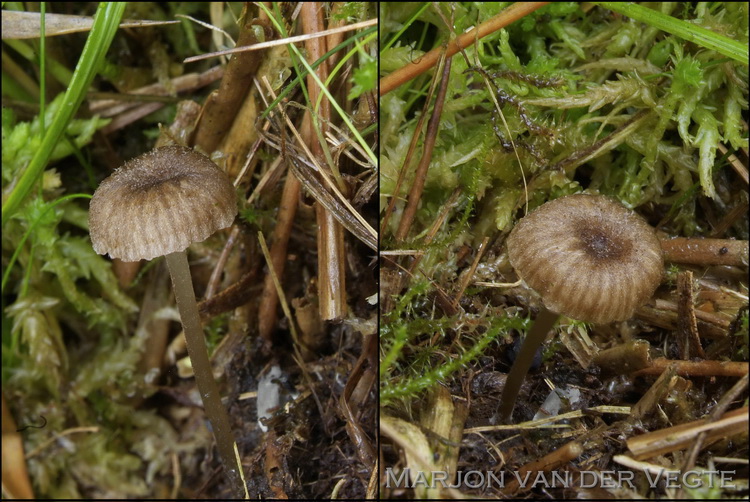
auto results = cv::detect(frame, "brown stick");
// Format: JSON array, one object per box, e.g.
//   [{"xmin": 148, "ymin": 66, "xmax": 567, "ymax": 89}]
[
  {"xmin": 326, "ymin": 3, "xmax": 347, "ymax": 71},
  {"xmin": 394, "ymin": 54, "xmax": 452, "ymax": 242},
  {"xmin": 504, "ymin": 440, "xmax": 583, "ymax": 494},
  {"xmin": 193, "ymin": 16, "xmax": 270, "ymax": 152},
  {"xmin": 407, "ymin": 188, "xmax": 462, "ymax": 275},
  {"xmin": 636, "ymin": 303, "xmax": 729, "ymax": 339},
  {"xmin": 718, "ymin": 142, "xmax": 749, "ymax": 185},
  {"xmin": 380, "ymin": 64, "xmax": 440, "ymax": 235},
  {"xmin": 258, "ymin": 172, "xmax": 301, "ymax": 342},
  {"xmin": 632, "ymin": 357, "xmax": 748, "ymax": 377},
  {"xmin": 198, "ymin": 269, "xmax": 259, "ymax": 320},
  {"xmin": 339, "ymin": 333, "xmax": 377, "ymax": 466},
  {"xmin": 379, "ymin": 2, "xmax": 550, "ymax": 96},
  {"xmin": 204, "ymin": 226, "xmax": 240, "ymax": 299},
  {"xmin": 661, "ymin": 237, "xmax": 749, "ymax": 267},
  {"xmin": 452, "ymin": 237, "xmax": 489, "ymax": 308},
  {"xmin": 629, "ymin": 363, "xmax": 679, "ymax": 420}
]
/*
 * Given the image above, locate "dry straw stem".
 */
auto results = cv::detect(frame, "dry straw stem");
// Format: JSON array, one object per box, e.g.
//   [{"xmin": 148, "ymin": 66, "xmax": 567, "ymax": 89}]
[
  {"xmin": 403, "ymin": 186, "xmax": 474, "ymax": 274},
  {"xmin": 254, "ymin": 82, "xmax": 301, "ymax": 343},
  {"xmin": 651, "ymin": 299, "xmax": 732, "ymax": 330},
  {"xmin": 261, "ymin": 87, "xmax": 377, "ymax": 250},
  {"xmin": 632, "ymin": 358, "xmax": 748, "ymax": 378},
  {"xmin": 629, "ymin": 364, "xmax": 681, "ymax": 420},
  {"xmin": 89, "ymin": 66, "xmax": 223, "ymax": 115},
  {"xmin": 324, "ymin": 3, "xmax": 349, "ymax": 72},
  {"xmin": 380, "ymin": 414, "xmax": 469, "ymax": 499},
  {"xmin": 419, "ymin": 386, "xmax": 468, "ymax": 497},
  {"xmin": 551, "ymin": 110, "xmax": 652, "ymax": 175},
  {"xmin": 452, "ymin": 236, "xmax": 489, "ymax": 308},
  {"xmin": 203, "ymin": 225, "xmax": 240, "ymax": 300},
  {"xmin": 710, "ymin": 199, "xmax": 750, "ymax": 238},
  {"xmin": 183, "ymin": 18, "xmax": 377, "ymax": 63},
  {"xmin": 611, "ymin": 343, "xmax": 743, "ymax": 429},
  {"xmin": 134, "ymin": 265, "xmax": 171, "ymax": 396},
  {"xmin": 379, "ymin": 2, "xmax": 549, "ymax": 96},
  {"xmin": 626, "ymin": 406, "xmax": 749, "ymax": 460},
  {"xmin": 25, "ymin": 425, "xmax": 99, "ymax": 460},
  {"xmin": 718, "ymin": 142, "xmax": 749, "ymax": 185},
  {"xmin": 198, "ymin": 267, "xmax": 259, "ymax": 320},
  {"xmin": 1, "ymin": 10, "xmax": 179, "ymax": 39},
  {"xmin": 637, "ymin": 299, "xmax": 730, "ymax": 339},
  {"xmin": 676, "ymin": 270, "xmax": 705, "ymax": 359},
  {"xmin": 301, "ymin": 2, "xmax": 346, "ymax": 322},
  {"xmin": 465, "ymin": 405, "xmax": 632, "ymax": 434}
]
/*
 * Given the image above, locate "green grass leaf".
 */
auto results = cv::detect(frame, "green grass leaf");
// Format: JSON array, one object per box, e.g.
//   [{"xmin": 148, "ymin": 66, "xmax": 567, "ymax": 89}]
[
  {"xmin": 596, "ymin": 2, "xmax": 748, "ymax": 64},
  {"xmin": 2, "ymin": 2, "xmax": 125, "ymax": 225}
]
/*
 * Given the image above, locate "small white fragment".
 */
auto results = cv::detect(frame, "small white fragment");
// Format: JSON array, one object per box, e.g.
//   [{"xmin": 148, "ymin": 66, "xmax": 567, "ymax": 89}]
[
  {"xmin": 257, "ymin": 365, "xmax": 283, "ymax": 432},
  {"xmin": 533, "ymin": 386, "xmax": 582, "ymax": 421}
]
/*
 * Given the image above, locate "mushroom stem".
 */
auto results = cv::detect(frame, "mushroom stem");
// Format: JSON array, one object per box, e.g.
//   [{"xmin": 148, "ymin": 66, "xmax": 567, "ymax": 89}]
[
  {"xmin": 165, "ymin": 251, "xmax": 243, "ymax": 497},
  {"xmin": 495, "ymin": 307, "xmax": 560, "ymax": 423}
]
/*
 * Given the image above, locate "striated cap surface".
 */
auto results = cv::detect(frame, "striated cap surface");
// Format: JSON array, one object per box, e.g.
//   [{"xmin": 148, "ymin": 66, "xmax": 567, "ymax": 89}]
[
  {"xmin": 507, "ymin": 194, "xmax": 663, "ymax": 323},
  {"xmin": 89, "ymin": 145, "xmax": 237, "ymax": 262}
]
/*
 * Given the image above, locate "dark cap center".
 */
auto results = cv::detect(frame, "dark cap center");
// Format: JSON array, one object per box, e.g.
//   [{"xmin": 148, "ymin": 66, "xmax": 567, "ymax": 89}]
[{"xmin": 577, "ymin": 226, "xmax": 629, "ymax": 261}]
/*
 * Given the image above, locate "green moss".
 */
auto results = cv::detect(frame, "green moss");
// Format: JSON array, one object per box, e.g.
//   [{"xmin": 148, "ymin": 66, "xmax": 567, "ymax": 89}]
[
  {"xmin": 735, "ymin": 308, "xmax": 749, "ymax": 361},
  {"xmin": 1, "ymin": 5, "xmax": 229, "ymax": 497}
]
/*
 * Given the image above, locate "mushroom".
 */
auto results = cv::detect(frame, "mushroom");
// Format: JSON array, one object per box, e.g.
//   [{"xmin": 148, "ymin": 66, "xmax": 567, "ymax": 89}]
[
  {"xmin": 495, "ymin": 194, "xmax": 664, "ymax": 422},
  {"xmin": 89, "ymin": 145, "xmax": 243, "ymax": 495}
]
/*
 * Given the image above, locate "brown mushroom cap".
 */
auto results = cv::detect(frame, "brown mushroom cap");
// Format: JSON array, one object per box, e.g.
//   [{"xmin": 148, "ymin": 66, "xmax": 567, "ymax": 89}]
[
  {"xmin": 507, "ymin": 194, "xmax": 663, "ymax": 324},
  {"xmin": 89, "ymin": 145, "xmax": 237, "ymax": 262}
]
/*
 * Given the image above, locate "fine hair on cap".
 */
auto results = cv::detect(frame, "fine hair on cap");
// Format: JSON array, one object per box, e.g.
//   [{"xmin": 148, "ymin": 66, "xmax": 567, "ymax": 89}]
[
  {"xmin": 89, "ymin": 145, "xmax": 237, "ymax": 262},
  {"xmin": 507, "ymin": 193, "xmax": 664, "ymax": 324}
]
